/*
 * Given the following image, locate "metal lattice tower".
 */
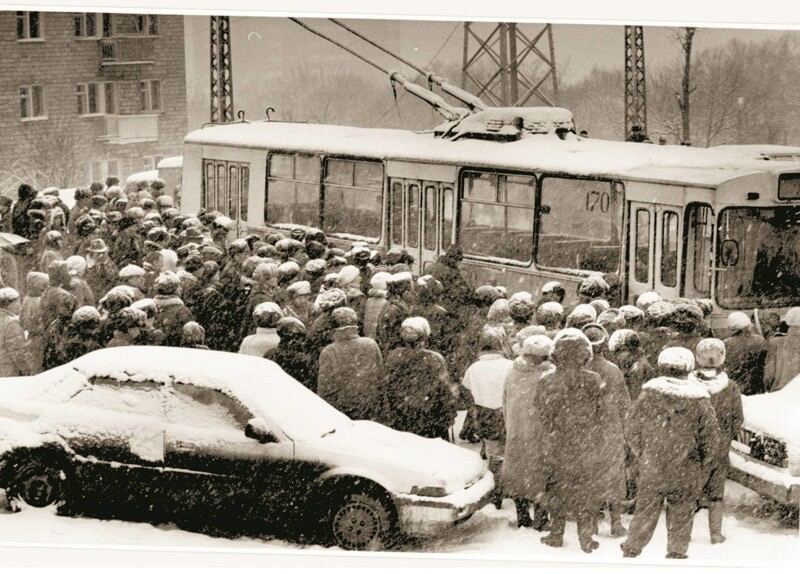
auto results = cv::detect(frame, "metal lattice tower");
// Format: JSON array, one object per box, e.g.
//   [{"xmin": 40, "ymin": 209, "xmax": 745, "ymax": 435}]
[
  {"xmin": 210, "ymin": 15, "xmax": 234, "ymax": 123},
  {"xmin": 461, "ymin": 22, "xmax": 558, "ymax": 107},
  {"xmin": 624, "ymin": 25, "xmax": 647, "ymax": 139}
]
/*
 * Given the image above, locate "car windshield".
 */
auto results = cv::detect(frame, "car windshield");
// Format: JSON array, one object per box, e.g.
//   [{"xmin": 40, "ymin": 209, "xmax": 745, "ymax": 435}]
[{"xmin": 716, "ymin": 206, "xmax": 800, "ymax": 309}]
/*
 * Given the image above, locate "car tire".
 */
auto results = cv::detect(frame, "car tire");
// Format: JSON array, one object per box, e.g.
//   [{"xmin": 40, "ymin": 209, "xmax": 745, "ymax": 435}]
[
  {"xmin": 6, "ymin": 460, "xmax": 67, "ymax": 510},
  {"xmin": 330, "ymin": 492, "xmax": 392, "ymax": 551}
]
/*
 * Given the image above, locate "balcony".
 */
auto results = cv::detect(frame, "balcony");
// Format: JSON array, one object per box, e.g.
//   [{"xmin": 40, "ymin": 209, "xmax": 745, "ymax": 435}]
[
  {"xmin": 99, "ymin": 37, "xmax": 156, "ymax": 66},
  {"xmin": 99, "ymin": 114, "xmax": 159, "ymax": 145}
]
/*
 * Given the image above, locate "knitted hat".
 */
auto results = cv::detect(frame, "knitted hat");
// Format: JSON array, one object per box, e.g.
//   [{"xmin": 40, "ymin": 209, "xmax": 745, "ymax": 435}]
[
  {"xmin": 657, "ymin": 347, "xmax": 695, "ymax": 373},
  {"xmin": 636, "ymin": 291, "xmax": 662, "ymax": 311},
  {"xmin": 522, "ymin": 334, "xmax": 554, "ymax": 357},
  {"xmin": 331, "ymin": 306, "xmax": 359, "ymax": 329},
  {"xmin": 401, "ymin": 316, "xmax": 431, "ymax": 342},
  {"xmin": 695, "ymin": 338, "xmax": 726, "ymax": 368},
  {"xmin": 551, "ymin": 328, "xmax": 593, "ymax": 366},
  {"xmin": 607, "ymin": 328, "xmax": 640, "ymax": 353},
  {"xmin": 370, "ymin": 271, "xmax": 392, "ymax": 291},
  {"xmin": 727, "ymin": 311, "xmax": 752, "ymax": 332},
  {"xmin": 72, "ymin": 305, "xmax": 101, "ymax": 323}
]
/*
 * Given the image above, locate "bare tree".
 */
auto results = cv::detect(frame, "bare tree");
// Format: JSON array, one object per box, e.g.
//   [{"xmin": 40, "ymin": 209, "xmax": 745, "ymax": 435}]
[{"xmin": 676, "ymin": 27, "xmax": 697, "ymax": 144}]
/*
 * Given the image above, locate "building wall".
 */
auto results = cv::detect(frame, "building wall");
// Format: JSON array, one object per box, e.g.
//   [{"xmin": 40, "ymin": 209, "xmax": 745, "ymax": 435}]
[{"xmin": 0, "ymin": 11, "xmax": 186, "ymax": 195}]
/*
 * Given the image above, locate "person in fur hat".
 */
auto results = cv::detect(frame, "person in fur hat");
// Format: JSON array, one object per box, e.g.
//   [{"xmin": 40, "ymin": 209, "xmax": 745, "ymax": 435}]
[
  {"xmin": 65, "ymin": 255, "xmax": 95, "ymax": 307},
  {"xmin": 362, "ymin": 271, "xmax": 391, "ymax": 340},
  {"xmin": 283, "ymin": 280, "xmax": 313, "ymax": 327},
  {"xmin": 427, "ymin": 244, "xmax": 472, "ymax": 325},
  {"xmin": 384, "ymin": 316, "xmax": 456, "ymax": 438},
  {"xmin": 239, "ymin": 301, "xmax": 283, "ymax": 357},
  {"xmin": 308, "ymin": 287, "xmax": 348, "ymax": 364},
  {"xmin": 263, "ymin": 317, "xmax": 317, "ymax": 392},
  {"xmin": 621, "ymin": 347, "xmax": 721, "ymax": 559},
  {"xmin": 536, "ymin": 301, "xmax": 564, "ymax": 337},
  {"xmin": 765, "ymin": 307, "xmax": 800, "ymax": 391},
  {"xmin": 152, "ymin": 272, "xmax": 194, "ymax": 347},
  {"xmin": 181, "ymin": 321, "xmax": 210, "ymax": 350},
  {"xmin": 0, "ymin": 288, "xmax": 34, "ymax": 377},
  {"xmin": 106, "ymin": 307, "xmax": 147, "ymax": 348},
  {"xmin": 502, "ymin": 334, "xmax": 554, "ymax": 530},
  {"xmin": 536, "ymin": 328, "xmax": 613, "ymax": 553},
  {"xmin": 723, "ymin": 311, "xmax": 768, "ymax": 395},
  {"xmin": 63, "ymin": 306, "xmax": 102, "ymax": 361},
  {"xmin": 317, "ymin": 307, "xmax": 385, "ymax": 421},
  {"xmin": 42, "ymin": 290, "xmax": 78, "ymax": 369},
  {"xmin": 20, "ymin": 271, "xmax": 49, "ymax": 372},
  {"xmin": 376, "ymin": 271, "xmax": 414, "ymax": 355},
  {"xmin": 448, "ymin": 285, "xmax": 505, "ymax": 383},
  {"xmin": 689, "ymin": 338, "xmax": 743, "ymax": 544},
  {"xmin": 410, "ymin": 274, "xmax": 452, "ymax": 355},
  {"xmin": 582, "ymin": 323, "xmax": 631, "ymax": 538}
]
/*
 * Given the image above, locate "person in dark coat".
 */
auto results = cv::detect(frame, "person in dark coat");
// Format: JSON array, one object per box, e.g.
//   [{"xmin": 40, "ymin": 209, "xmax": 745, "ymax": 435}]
[
  {"xmin": 264, "ymin": 317, "xmax": 318, "ymax": 392},
  {"xmin": 410, "ymin": 275, "xmax": 453, "ymax": 355},
  {"xmin": 384, "ymin": 317, "xmax": 456, "ymax": 438},
  {"xmin": 0, "ymin": 196, "xmax": 13, "ymax": 234},
  {"xmin": 582, "ymin": 323, "xmax": 631, "ymax": 538},
  {"xmin": 240, "ymin": 262, "xmax": 278, "ymax": 339},
  {"xmin": 152, "ymin": 272, "xmax": 194, "ymax": 347},
  {"xmin": 317, "ymin": 307, "xmax": 385, "ymax": 421},
  {"xmin": 84, "ymin": 239, "xmax": 118, "ymax": 298},
  {"xmin": 42, "ymin": 290, "xmax": 78, "ymax": 369},
  {"xmin": 363, "ymin": 271, "xmax": 391, "ymax": 340},
  {"xmin": 63, "ymin": 306, "xmax": 103, "ymax": 362},
  {"xmin": 0, "ymin": 288, "xmax": 34, "ymax": 377},
  {"xmin": 111, "ymin": 216, "xmax": 143, "ymax": 268},
  {"xmin": 501, "ymin": 334, "xmax": 554, "ymax": 530},
  {"xmin": 40, "ymin": 260, "xmax": 72, "ymax": 330},
  {"xmin": 449, "ymin": 285, "xmax": 504, "ymax": 383},
  {"xmin": 621, "ymin": 347, "xmax": 721, "ymax": 559},
  {"xmin": 180, "ymin": 321, "xmax": 210, "ymax": 350},
  {"xmin": 308, "ymin": 287, "xmax": 348, "ymax": 364},
  {"xmin": 11, "ymin": 183, "xmax": 36, "ymax": 239},
  {"xmin": 106, "ymin": 307, "xmax": 147, "ymax": 348},
  {"xmin": 722, "ymin": 311, "xmax": 768, "ymax": 395},
  {"xmin": 689, "ymin": 338, "xmax": 743, "ymax": 545},
  {"xmin": 376, "ymin": 272, "xmax": 414, "ymax": 355},
  {"xmin": 192, "ymin": 261, "xmax": 227, "ymax": 351},
  {"xmin": 535, "ymin": 328, "xmax": 614, "ymax": 553},
  {"xmin": 426, "ymin": 245, "xmax": 472, "ymax": 325}
]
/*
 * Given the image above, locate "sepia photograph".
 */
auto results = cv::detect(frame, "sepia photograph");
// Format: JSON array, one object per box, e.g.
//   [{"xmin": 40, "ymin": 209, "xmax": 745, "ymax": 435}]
[{"xmin": 0, "ymin": 0, "xmax": 798, "ymax": 569}]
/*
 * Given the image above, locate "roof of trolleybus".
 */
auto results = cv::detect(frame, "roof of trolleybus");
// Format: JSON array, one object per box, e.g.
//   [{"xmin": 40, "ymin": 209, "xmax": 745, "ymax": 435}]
[{"xmin": 184, "ymin": 121, "xmax": 800, "ymax": 189}]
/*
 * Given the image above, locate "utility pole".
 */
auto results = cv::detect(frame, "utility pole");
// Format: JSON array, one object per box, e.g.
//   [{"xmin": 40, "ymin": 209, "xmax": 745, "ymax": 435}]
[
  {"xmin": 462, "ymin": 22, "xmax": 558, "ymax": 107},
  {"xmin": 210, "ymin": 15, "xmax": 234, "ymax": 123},
  {"xmin": 624, "ymin": 25, "xmax": 647, "ymax": 140}
]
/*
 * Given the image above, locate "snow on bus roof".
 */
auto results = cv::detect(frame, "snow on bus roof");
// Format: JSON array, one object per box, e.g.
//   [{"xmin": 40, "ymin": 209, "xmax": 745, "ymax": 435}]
[
  {"xmin": 157, "ymin": 155, "xmax": 182, "ymax": 169},
  {"xmin": 184, "ymin": 121, "xmax": 800, "ymax": 187},
  {"xmin": 69, "ymin": 346, "xmax": 348, "ymax": 440}
]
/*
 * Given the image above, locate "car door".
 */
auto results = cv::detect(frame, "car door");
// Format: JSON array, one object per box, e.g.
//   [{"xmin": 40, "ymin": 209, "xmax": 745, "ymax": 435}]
[
  {"xmin": 46, "ymin": 376, "xmax": 166, "ymax": 517},
  {"xmin": 161, "ymin": 381, "xmax": 301, "ymax": 529}
]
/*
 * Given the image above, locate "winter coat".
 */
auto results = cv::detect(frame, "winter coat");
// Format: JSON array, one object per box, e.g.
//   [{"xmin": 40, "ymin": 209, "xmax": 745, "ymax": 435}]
[
  {"xmin": 11, "ymin": 196, "xmax": 33, "ymax": 239},
  {"xmin": 106, "ymin": 332, "xmax": 138, "ymax": 348},
  {"xmin": 317, "ymin": 326, "xmax": 385, "ymax": 421},
  {"xmin": 363, "ymin": 289, "xmax": 389, "ymax": 340},
  {"xmin": 723, "ymin": 332, "xmax": 768, "ymax": 395},
  {"xmin": 376, "ymin": 297, "xmax": 411, "ymax": 354},
  {"xmin": 0, "ymin": 308, "xmax": 34, "ymax": 376},
  {"xmin": 764, "ymin": 328, "xmax": 800, "ymax": 392},
  {"xmin": 85, "ymin": 257, "xmax": 118, "ymax": 299},
  {"xmin": 587, "ymin": 354, "xmax": 630, "ymax": 502},
  {"xmin": 239, "ymin": 327, "xmax": 280, "ymax": 357},
  {"xmin": 39, "ymin": 286, "xmax": 72, "ymax": 333},
  {"xmin": 193, "ymin": 285, "xmax": 227, "ymax": 351},
  {"xmin": 308, "ymin": 311, "xmax": 337, "ymax": 362},
  {"xmin": 619, "ymin": 355, "xmax": 654, "ymax": 401},
  {"xmin": 640, "ymin": 326, "xmax": 675, "ymax": 366},
  {"xmin": 0, "ymin": 249, "xmax": 19, "ymax": 291},
  {"xmin": 263, "ymin": 335, "xmax": 318, "ymax": 392},
  {"xmin": 536, "ymin": 367, "xmax": 613, "ymax": 513},
  {"xmin": 153, "ymin": 295, "xmax": 194, "ymax": 347},
  {"xmin": 689, "ymin": 369, "xmax": 743, "ymax": 500},
  {"xmin": 42, "ymin": 318, "xmax": 71, "ymax": 370},
  {"xmin": 384, "ymin": 345, "xmax": 456, "ymax": 438},
  {"xmin": 66, "ymin": 277, "xmax": 96, "ymax": 308},
  {"xmin": 62, "ymin": 327, "xmax": 102, "ymax": 362},
  {"xmin": 38, "ymin": 249, "xmax": 63, "ymax": 273},
  {"xmin": 240, "ymin": 285, "xmax": 276, "ymax": 338},
  {"xmin": 20, "ymin": 295, "xmax": 44, "ymax": 372},
  {"xmin": 448, "ymin": 309, "xmax": 487, "ymax": 383},
  {"xmin": 111, "ymin": 227, "xmax": 143, "ymax": 268},
  {"xmin": 624, "ymin": 376, "xmax": 721, "ymax": 498},
  {"xmin": 501, "ymin": 357, "xmax": 554, "ymax": 499},
  {"xmin": 410, "ymin": 302, "xmax": 454, "ymax": 356},
  {"xmin": 427, "ymin": 255, "xmax": 472, "ymax": 321}
]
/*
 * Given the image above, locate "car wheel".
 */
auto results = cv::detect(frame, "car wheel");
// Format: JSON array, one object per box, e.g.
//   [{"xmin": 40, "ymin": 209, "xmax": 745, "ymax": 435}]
[
  {"xmin": 330, "ymin": 492, "xmax": 392, "ymax": 551},
  {"xmin": 6, "ymin": 461, "xmax": 66, "ymax": 510}
]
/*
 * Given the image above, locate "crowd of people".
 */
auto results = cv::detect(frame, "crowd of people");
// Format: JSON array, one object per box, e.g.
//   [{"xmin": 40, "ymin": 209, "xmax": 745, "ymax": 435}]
[{"xmin": 1, "ymin": 178, "xmax": 799, "ymax": 558}]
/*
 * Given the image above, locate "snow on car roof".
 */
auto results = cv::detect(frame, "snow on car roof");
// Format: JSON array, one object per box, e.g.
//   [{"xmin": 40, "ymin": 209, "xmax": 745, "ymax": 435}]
[
  {"xmin": 741, "ymin": 374, "xmax": 800, "ymax": 462},
  {"xmin": 184, "ymin": 121, "xmax": 800, "ymax": 187},
  {"xmin": 126, "ymin": 169, "xmax": 159, "ymax": 184},
  {"xmin": 69, "ymin": 346, "xmax": 348, "ymax": 441}
]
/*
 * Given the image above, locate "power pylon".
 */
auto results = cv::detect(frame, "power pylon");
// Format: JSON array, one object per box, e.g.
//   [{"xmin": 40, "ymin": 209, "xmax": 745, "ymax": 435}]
[
  {"xmin": 210, "ymin": 15, "xmax": 234, "ymax": 123},
  {"xmin": 461, "ymin": 22, "xmax": 558, "ymax": 107},
  {"xmin": 624, "ymin": 25, "xmax": 647, "ymax": 139}
]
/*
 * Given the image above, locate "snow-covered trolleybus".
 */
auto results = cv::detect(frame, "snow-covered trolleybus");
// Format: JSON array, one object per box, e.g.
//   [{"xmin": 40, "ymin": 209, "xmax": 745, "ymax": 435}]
[{"xmin": 180, "ymin": 107, "xmax": 800, "ymax": 335}]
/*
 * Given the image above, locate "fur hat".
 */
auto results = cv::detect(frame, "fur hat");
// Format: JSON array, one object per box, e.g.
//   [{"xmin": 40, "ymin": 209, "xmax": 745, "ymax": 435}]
[
  {"xmin": 727, "ymin": 311, "xmax": 752, "ymax": 332},
  {"xmin": 213, "ymin": 215, "xmax": 234, "ymax": 231},
  {"xmin": 784, "ymin": 307, "xmax": 800, "ymax": 328},
  {"xmin": 536, "ymin": 301, "xmax": 564, "ymax": 325},
  {"xmin": 566, "ymin": 303, "xmax": 597, "ymax": 329},
  {"xmin": 551, "ymin": 328, "xmax": 593, "ymax": 366},
  {"xmin": 508, "ymin": 291, "xmax": 534, "ymax": 306},
  {"xmin": 331, "ymin": 306, "xmax": 359, "ymax": 329},
  {"xmin": 287, "ymin": 280, "xmax": 311, "ymax": 296},
  {"xmin": 474, "ymin": 285, "xmax": 503, "ymax": 306},
  {"xmin": 72, "ymin": 305, "xmax": 101, "ymax": 323},
  {"xmin": 597, "ymin": 309, "xmax": 625, "ymax": 332},
  {"xmin": 619, "ymin": 305, "xmax": 644, "ymax": 324},
  {"xmin": 253, "ymin": 301, "xmax": 284, "ymax": 320},
  {"xmin": 515, "ymin": 325, "xmax": 547, "ymax": 347},
  {"xmin": 0, "ymin": 287, "xmax": 20, "ymax": 305},
  {"xmin": 131, "ymin": 298, "xmax": 157, "ymax": 319},
  {"xmin": 589, "ymin": 298, "xmax": 611, "ymax": 316},
  {"xmin": 276, "ymin": 316, "xmax": 306, "ymax": 337},
  {"xmin": 278, "ymin": 260, "xmax": 301, "ymax": 278},
  {"xmin": 522, "ymin": 334, "xmax": 554, "ymax": 357},
  {"xmin": 315, "ymin": 288, "xmax": 347, "ymax": 312},
  {"xmin": 337, "ymin": 265, "xmax": 360, "ymax": 287},
  {"xmin": 581, "ymin": 322, "xmax": 609, "ymax": 348},
  {"xmin": 25, "ymin": 271, "xmax": 49, "ymax": 296},
  {"xmin": 636, "ymin": 291, "xmax": 662, "ymax": 311},
  {"xmin": 304, "ymin": 258, "xmax": 327, "ymax": 275},
  {"xmin": 115, "ymin": 307, "xmax": 147, "ymax": 330},
  {"xmin": 252, "ymin": 262, "xmax": 279, "ymax": 283},
  {"xmin": 154, "ymin": 272, "xmax": 181, "ymax": 296},
  {"xmin": 370, "ymin": 271, "xmax": 392, "ymax": 291},
  {"xmin": 695, "ymin": 338, "xmax": 726, "ymax": 368},
  {"xmin": 578, "ymin": 275, "xmax": 610, "ymax": 299},
  {"xmin": 119, "ymin": 264, "xmax": 145, "ymax": 279},
  {"xmin": 608, "ymin": 328, "xmax": 640, "ymax": 353},
  {"xmin": 388, "ymin": 271, "xmax": 413, "ymax": 285},
  {"xmin": 541, "ymin": 280, "xmax": 564, "ymax": 296},
  {"xmin": 486, "ymin": 298, "xmax": 510, "ymax": 323},
  {"xmin": 657, "ymin": 347, "xmax": 696, "ymax": 373},
  {"xmin": 401, "ymin": 316, "xmax": 431, "ymax": 342},
  {"xmin": 645, "ymin": 299, "xmax": 675, "ymax": 325},
  {"xmin": 65, "ymin": 255, "xmax": 87, "ymax": 277}
]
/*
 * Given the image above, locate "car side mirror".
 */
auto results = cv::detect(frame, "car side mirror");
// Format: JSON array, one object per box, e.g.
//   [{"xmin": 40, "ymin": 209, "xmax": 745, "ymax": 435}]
[{"xmin": 245, "ymin": 417, "xmax": 278, "ymax": 444}]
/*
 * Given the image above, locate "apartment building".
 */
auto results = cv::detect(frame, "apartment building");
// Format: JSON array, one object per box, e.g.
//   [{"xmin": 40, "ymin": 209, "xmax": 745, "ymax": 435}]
[{"xmin": 0, "ymin": 10, "xmax": 187, "ymax": 193}]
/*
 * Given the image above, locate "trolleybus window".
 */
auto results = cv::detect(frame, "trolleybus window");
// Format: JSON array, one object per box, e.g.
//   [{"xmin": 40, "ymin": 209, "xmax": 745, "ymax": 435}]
[
  {"xmin": 634, "ymin": 209, "xmax": 650, "ymax": 284},
  {"xmin": 202, "ymin": 160, "xmax": 215, "ymax": 211},
  {"xmin": 661, "ymin": 211, "xmax": 679, "ymax": 288},
  {"xmin": 687, "ymin": 203, "xmax": 713, "ymax": 296},
  {"xmin": 441, "ymin": 187, "xmax": 454, "ymax": 250},
  {"xmin": 323, "ymin": 158, "xmax": 383, "ymax": 241},
  {"xmin": 265, "ymin": 153, "xmax": 320, "ymax": 227},
  {"xmin": 537, "ymin": 177, "xmax": 622, "ymax": 273},
  {"xmin": 424, "ymin": 184, "xmax": 437, "ymax": 251},
  {"xmin": 458, "ymin": 171, "xmax": 534, "ymax": 263},
  {"xmin": 407, "ymin": 184, "xmax": 420, "ymax": 248},
  {"xmin": 717, "ymin": 206, "xmax": 800, "ymax": 308},
  {"xmin": 391, "ymin": 181, "xmax": 403, "ymax": 244}
]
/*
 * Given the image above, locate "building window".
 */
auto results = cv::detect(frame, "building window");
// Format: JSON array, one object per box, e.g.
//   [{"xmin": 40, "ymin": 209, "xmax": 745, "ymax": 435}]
[
  {"xmin": 17, "ymin": 11, "xmax": 42, "ymax": 40},
  {"xmin": 89, "ymin": 160, "xmax": 120, "ymax": 183},
  {"xmin": 77, "ymin": 82, "xmax": 115, "ymax": 115},
  {"xmin": 537, "ymin": 176, "xmax": 623, "ymax": 273},
  {"xmin": 322, "ymin": 158, "xmax": 384, "ymax": 241},
  {"xmin": 74, "ymin": 13, "xmax": 98, "ymax": 37},
  {"xmin": 20, "ymin": 85, "xmax": 45, "ymax": 120},
  {"xmin": 136, "ymin": 15, "xmax": 159, "ymax": 36},
  {"xmin": 139, "ymin": 80, "xmax": 162, "ymax": 112},
  {"xmin": 265, "ymin": 153, "xmax": 321, "ymax": 227},
  {"xmin": 458, "ymin": 171, "xmax": 535, "ymax": 263}
]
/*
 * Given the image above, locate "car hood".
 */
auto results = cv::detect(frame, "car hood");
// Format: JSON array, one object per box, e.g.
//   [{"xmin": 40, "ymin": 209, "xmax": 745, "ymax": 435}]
[
  {"xmin": 742, "ymin": 378, "xmax": 800, "ymax": 467},
  {"xmin": 310, "ymin": 420, "xmax": 486, "ymax": 493}
]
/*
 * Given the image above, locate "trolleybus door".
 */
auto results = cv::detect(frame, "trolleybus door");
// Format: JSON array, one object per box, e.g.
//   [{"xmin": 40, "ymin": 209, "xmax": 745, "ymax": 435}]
[
  {"xmin": 389, "ymin": 178, "xmax": 442, "ymax": 275},
  {"xmin": 628, "ymin": 202, "xmax": 656, "ymax": 300},
  {"xmin": 655, "ymin": 206, "xmax": 682, "ymax": 300}
]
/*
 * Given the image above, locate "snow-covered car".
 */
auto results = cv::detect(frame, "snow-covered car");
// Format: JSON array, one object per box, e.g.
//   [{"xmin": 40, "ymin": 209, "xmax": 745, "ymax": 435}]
[
  {"xmin": 729, "ymin": 374, "xmax": 800, "ymax": 507},
  {"xmin": 0, "ymin": 347, "xmax": 493, "ymax": 550}
]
